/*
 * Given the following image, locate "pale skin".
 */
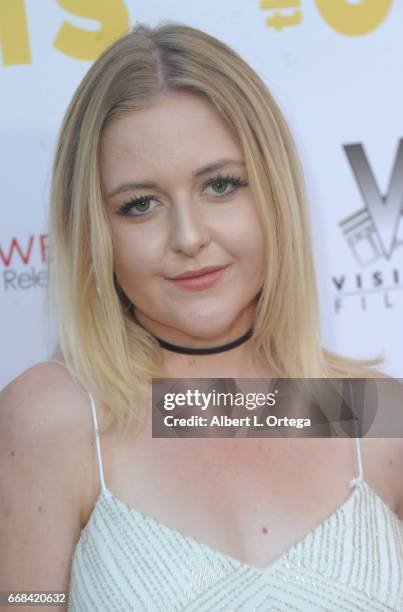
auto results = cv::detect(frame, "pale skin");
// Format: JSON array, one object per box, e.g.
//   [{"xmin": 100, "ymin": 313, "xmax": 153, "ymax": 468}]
[
  {"xmin": 97, "ymin": 89, "xmax": 403, "ymax": 562},
  {"xmin": 101, "ymin": 89, "xmax": 269, "ymax": 380},
  {"xmin": 0, "ymin": 91, "xmax": 402, "ymax": 604}
]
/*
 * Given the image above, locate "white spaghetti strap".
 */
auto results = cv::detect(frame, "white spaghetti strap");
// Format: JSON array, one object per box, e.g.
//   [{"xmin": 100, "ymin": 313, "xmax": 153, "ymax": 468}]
[
  {"xmin": 44, "ymin": 359, "xmax": 108, "ymax": 495},
  {"xmin": 87, "ymin": 391, "xmax": 108, "ymax": 495},
  {"xmin": 348, "ymin": 437, "xmax": 364, "ymax": 488},
  {"xmin": 346, "ymin": 378, "xmax": 364, "ymax": 489}
]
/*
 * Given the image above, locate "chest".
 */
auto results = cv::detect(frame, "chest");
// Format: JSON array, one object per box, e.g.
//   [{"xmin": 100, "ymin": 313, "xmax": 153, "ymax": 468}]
[{"xmin": 93, "ymin": 428, "xmax": 380, "ymax": 568}]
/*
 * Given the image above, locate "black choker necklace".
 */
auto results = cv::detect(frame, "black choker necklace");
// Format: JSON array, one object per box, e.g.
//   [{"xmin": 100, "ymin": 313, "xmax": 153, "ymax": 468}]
[
  {"xmin": 129, "ymin": 307, "xmax": 253, "ymax": 354},
  {"xmin": 153, "ymin": 326, "xmax": 254, "ymax": 355}
]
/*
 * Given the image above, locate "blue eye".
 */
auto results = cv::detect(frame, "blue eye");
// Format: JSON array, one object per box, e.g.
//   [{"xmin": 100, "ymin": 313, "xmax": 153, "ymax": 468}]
[{"xmin": 115, "ymin": 172, "xmax": 248, "ymax": 217}]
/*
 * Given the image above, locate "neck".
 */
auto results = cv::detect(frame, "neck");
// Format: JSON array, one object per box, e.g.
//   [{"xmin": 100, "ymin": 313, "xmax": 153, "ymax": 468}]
[
  {"xmin": 153, "ymin": 326, "xmax": 253, "ymax": 355},
  {"xmin": 160, "ymin": 342, "xmax": 265, "ymax": 378},
  {"xmin": 130, "ymin": 302, "xmax": 269, "ymax": 378}
]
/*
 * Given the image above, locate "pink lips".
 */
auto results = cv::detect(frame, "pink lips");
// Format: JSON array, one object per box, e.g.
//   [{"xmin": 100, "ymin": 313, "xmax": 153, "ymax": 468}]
[{"xmin": 168, "ymin": 266, "xmax": 229, "ymax": 290}]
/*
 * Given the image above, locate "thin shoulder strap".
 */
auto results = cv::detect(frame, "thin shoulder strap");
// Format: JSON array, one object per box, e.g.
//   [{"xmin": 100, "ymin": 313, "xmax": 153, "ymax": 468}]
[
  {"xmin": 347, "ymin": 379, "xmax": 364, "ymax": 489},
  {"xmin": 87, "ymin": 390, "xmax": 108, "ymax": 494},
  {"xmin": 349, "ymin": 437, "xmax": 364, "ymax": 488},
  {"xmin": 44, "ymin": 359, "xmax": 108, "ymax": 495}
]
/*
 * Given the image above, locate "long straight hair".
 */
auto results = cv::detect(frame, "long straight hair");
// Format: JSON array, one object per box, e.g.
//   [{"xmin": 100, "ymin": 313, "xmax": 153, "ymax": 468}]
[{"xmin": 46, "ymin": 21, "xmax": 384, "ymax": 435}]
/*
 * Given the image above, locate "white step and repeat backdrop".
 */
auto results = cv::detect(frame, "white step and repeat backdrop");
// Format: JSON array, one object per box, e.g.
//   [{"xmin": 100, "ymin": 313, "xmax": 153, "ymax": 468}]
[{"xmin": 1, "ymin": 0, "xmax": 402, "ymax": 387}]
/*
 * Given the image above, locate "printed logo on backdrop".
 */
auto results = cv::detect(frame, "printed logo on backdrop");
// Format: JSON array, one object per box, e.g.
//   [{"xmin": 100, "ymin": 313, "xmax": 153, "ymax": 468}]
[
  {"xmin": 334, "ymin": 139, "xmax": 403, "ymax": 314},
  {"xmin": 259, "ymin": 0, "xmax": 393, "ymax": 35},
  {"xmin": 0, "ymin": 235, "xmax": 48, "ymax": 291},
  {"xmin": 0, "ymin": 0, "xmax": 395, "ymax": 67},
  {"xmin": 0, "ymin": 0, "xmax": 129, "ymax": 65}
]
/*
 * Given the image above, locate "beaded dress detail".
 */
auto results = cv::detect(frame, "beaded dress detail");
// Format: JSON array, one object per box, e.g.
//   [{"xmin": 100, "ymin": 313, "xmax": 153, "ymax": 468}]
[{"xmin": 50, "ymin": 361, "xmax": 402, "ymax": 611}]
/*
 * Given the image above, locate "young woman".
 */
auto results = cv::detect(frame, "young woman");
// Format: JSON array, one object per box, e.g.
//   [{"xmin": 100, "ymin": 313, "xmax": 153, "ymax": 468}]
[{"xmin": 1, "ymin": 22, "xmax": 402, "ymax": 611}]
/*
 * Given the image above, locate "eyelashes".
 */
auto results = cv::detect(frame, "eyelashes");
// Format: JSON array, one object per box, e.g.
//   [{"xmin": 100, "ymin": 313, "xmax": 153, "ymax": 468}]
[
  {"xmin": 115, "ymin": 172, "xmax": 249, "ymax": 218},
  {"xmin": 116, "ymin": 194, "xmax": 154, "ymax": 217}
]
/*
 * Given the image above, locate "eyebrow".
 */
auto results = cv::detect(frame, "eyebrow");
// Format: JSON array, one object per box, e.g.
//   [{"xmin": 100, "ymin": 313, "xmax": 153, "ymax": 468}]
[{"xmin": 106, "ymin": 159, "xmax": 246, "ymax": 198}]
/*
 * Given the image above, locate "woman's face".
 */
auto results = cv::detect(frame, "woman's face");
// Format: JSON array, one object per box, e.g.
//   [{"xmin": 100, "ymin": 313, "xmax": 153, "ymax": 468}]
[{"xmin": 100, "ymin": 90, "xmax": 266, "ymax": 344}]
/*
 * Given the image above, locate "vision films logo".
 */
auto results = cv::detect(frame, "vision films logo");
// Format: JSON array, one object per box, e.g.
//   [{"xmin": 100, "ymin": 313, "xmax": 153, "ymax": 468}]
[
  {"xmin": 258, "ymin": 2, "xmax": 401, "ymax": 314},
  {"xmin": 334, "ymin": 140, "xmax": 403, "ymax": 314}
]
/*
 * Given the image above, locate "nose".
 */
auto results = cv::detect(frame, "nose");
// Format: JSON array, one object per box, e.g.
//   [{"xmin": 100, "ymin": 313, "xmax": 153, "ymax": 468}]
[{"xmin": 169, "ymin": 198, "xmax": 211, "ymax": 256}]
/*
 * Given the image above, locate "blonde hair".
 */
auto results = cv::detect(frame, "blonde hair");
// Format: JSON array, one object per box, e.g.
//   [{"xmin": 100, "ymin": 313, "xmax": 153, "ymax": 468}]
[{"xmin": 46, "ymin": 21, "xmax": 384, "ymax": 435}]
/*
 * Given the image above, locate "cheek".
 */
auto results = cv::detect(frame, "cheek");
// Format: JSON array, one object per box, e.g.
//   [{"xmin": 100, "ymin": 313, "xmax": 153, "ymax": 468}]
[
  {"xmin": 111, "ymin": 227, "xmax": 158, "ymax": 291},
  {"xmin": 233, "ymin": 213, "xmax": 266, "ymax": 274}
]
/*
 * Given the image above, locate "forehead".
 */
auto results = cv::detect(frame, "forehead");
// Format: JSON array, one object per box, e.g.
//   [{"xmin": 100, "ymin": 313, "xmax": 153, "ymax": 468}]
[{"xmin": 100, "ymin": 91, "xmax": 243, "ymax": 182}]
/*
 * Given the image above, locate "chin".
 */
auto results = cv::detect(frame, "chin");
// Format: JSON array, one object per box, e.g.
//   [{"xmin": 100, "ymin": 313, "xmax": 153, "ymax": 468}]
[{"xmin": 174, "ymin": 313, "xmax": 244, "ymax": 341}]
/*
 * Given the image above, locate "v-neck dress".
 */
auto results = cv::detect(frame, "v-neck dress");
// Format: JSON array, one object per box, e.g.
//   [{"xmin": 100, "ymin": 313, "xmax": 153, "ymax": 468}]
[{"xmin": 51, "ymin": 361, "xmax": 403, "ymax": 611}]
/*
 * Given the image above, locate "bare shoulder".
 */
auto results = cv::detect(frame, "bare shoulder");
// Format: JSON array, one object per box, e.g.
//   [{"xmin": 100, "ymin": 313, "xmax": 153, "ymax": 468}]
[
  {"xmin": 0, "ymin": 361, "xmax": 96, "ymax": 516},
  {"xmin": 359, "ymin": 371, "xmax": 403, "ymax": 520},
  {"xmin": 1, "ymin": 360, "xmax": 93, "ymax": 432},
  {"xmin": 2, "ymin": 360, "xmax": 91, "ymax": 440},
  {"xmin": 378, "ymin": 373, "xmax": 403, "ymax": 520},
  {"xmin": 0, "ymin": 361, "xmax": 96, "ymax": 597}
]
